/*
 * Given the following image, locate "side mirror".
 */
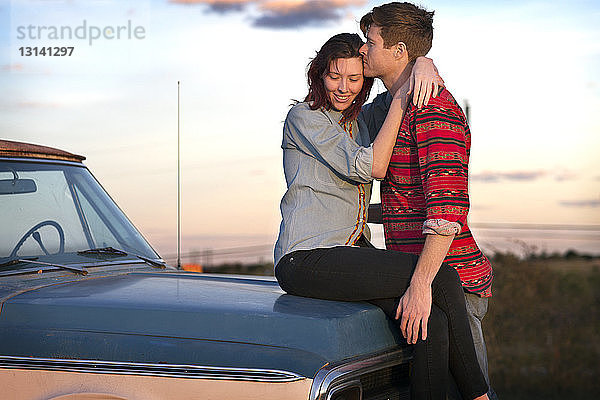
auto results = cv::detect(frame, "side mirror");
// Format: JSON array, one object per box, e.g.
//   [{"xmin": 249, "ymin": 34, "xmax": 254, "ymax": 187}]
[{"xmin": 0, "ymin": 179, "xmax": 37, "ymax": 195}]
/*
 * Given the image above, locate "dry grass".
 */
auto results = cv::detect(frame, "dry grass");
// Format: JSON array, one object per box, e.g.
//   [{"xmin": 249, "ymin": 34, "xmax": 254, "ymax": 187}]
[{"xmin": 485, "ymin": 252, "xmax": 600, "ymax": 399}]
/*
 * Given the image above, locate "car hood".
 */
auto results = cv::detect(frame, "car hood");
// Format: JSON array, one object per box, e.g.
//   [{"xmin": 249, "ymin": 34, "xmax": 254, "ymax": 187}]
[{"xmin": 0, "ymin": 272, "xmax": 404, "ymax": 377}]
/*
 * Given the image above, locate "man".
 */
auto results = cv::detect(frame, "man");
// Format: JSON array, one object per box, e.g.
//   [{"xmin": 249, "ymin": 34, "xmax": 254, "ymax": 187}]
[{"xmin": 358, "ymin": 3, "xmax": 498, "ymax": 399}]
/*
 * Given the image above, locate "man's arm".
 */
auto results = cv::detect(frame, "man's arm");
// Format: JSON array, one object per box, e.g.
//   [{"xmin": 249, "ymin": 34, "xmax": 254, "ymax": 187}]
[
  {"xmin": 396, "ymin": 233, "xmax": 454, "ymax": 344},
  {"xmin": 395, "ymin": 97, "xmax": 470, "ymax": 344}
]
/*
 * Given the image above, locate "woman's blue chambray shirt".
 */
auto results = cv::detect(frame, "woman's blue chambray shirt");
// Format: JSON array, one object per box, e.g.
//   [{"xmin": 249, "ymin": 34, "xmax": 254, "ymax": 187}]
[{"xmin": 274, "ymin": 101, "xmax": 381, "ymax": 266}]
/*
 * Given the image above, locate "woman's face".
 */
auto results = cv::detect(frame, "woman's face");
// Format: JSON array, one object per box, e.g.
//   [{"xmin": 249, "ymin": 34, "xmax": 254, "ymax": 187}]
[{"xmin": 322, "ymin": 57, "xmax": 364, "ymax": 112}]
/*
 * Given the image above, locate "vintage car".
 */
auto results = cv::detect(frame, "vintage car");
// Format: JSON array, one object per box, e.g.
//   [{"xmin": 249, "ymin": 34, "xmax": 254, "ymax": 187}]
[{"xmin": 0, "ymin": 139, "xmax": 411, "ymax": 400}]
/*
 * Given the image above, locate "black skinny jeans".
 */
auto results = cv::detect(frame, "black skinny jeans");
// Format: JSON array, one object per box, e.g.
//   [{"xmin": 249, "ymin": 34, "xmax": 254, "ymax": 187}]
[{"xmin": 275, "ymin": 246, "xmax": 489, "ymax": 400}]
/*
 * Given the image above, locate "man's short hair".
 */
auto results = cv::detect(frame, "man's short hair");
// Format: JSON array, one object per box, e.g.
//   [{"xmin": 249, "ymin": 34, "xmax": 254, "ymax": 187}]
[{"xmin": 360, "ymin": 2, "xmax": 434, "ymax": 61}]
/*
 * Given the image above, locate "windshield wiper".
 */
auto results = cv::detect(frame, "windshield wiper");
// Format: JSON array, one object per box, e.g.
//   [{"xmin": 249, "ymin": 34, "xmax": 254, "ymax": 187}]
[
  {"xmin": 0, "ymin": 258, "xmax": 87, "ymax": 275},
  {"xmin": 78, "ymin": 247, "xmax": 128, "ymax": 257},
  {"xmin": 77, "ymin": 247, "xmax": 167, "ymax": 269},
  {"xmin": 0, "ymin": 257, "xmax": 38, "ymax": 268}
]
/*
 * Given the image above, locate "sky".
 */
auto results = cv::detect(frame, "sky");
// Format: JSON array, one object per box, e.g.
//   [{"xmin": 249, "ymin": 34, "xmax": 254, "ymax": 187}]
[{"xmin": 1, "ymin": 0, "xmax": 599, "ymax": 261}]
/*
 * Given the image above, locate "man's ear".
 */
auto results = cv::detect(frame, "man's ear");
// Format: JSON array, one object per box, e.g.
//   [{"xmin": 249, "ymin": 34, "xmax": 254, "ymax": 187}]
[{"xmin": 395, "ymin": 42, "xmax": 408, "ymax": 60}]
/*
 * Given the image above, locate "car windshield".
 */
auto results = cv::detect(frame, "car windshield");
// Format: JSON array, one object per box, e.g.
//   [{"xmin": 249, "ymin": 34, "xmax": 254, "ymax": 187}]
[{"xmin": 0, "ymin": 160, "xmax": 159, "ymax": 269}]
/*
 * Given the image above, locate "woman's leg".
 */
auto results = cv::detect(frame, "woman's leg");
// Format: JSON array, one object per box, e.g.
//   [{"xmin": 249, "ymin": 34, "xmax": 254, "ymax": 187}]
[
  {"xmin": 275, "ymin": 246, "xmax": 488, "ymax": 399},
  {"xmin": 371, "ymin": 298, "xmax": 450, "ymax": 400},
  {"xmin": 411, "ymin": 305, "xmax": 449, "ymax": 400},
  {"xmin": 275, "ymin": 246, "xmax": 417, "ymax": 300},
  {"xmin": 431, "ymin": 266, "xmax": 489, "ymax": 400}
]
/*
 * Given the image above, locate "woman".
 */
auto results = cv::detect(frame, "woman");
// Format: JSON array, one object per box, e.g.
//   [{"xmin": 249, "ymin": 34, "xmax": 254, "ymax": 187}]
[{"xmin": 274, "ymin": 33, "xmax": 489, "ymax": 400}]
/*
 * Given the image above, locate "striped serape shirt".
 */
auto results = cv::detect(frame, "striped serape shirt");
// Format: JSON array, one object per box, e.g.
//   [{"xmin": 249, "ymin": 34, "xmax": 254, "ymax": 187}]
[{"xmin": 381, "ymin": 88, "xmax": 493, "ymax": 297}]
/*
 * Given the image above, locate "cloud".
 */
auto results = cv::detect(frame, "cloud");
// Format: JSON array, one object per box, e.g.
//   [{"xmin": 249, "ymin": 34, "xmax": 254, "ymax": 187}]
[
  {"xmin": 470, "ymin": 169, "xmax": 581, "ymax": 183},
  {"xmin": 17, "ymin": 101, "xmax": 60, "ymax": 109},
  {"xmin": 469, "ymin": 204, "xmax": 493, "ymax": 210},
  {"xmin": 559, "ymin": 199, "xmax": 600, "ymax": 208},
  {"xmin": 168, "ymin": 0, "xmax": 365, "ymax": 28},
  {"xmin": 254, "ymin": 0, "xmax": 364, "ymax": 29},
  {"xmin": 169, "ymin": 0, "xmax": 253, "ymax": 13},
  {"xmin": 553, "ymin": 169, "xmax": 578, "ymax": 181},
  {"xmin": 0, "ymin": 101, "xmax": 60, "ymax": 110},
  {"xmin": 470, "ymin": 170, "xmax": 548, "ymax": 183}
]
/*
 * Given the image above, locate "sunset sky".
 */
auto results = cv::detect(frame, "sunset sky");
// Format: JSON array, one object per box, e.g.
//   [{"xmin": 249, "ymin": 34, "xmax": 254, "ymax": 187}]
[{"xmin": 1, "ymin": 0, "xmax": 599, "ymax": 261}]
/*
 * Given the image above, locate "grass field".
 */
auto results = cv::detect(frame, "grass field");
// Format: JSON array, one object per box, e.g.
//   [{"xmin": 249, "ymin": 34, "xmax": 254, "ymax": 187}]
[{"xmin": 485, "ymin": 252, "xmax": 599, "ymax": 399}]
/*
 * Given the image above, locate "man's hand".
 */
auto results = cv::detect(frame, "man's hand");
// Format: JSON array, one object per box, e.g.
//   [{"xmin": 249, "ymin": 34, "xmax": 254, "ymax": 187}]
[
  {"xmin": 397, "ymin": 234, "xmax": 455, "ymax": 344},
  {"xmin": 409, "ymin": 56, "xmax": 445, "ymax": 108},
  {"xmin": 396, "ymin": 281, "xmax": 432, "ymax": 344}
]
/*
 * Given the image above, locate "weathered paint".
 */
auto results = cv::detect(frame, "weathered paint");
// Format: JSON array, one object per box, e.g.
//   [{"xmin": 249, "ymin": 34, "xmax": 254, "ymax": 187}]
[{"xmin": 0, "ymin": 272, "xmax": 404, "ymax": 377}]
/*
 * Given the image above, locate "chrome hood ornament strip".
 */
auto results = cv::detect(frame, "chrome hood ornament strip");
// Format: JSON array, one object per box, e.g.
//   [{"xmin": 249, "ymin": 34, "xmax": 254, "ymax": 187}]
[{"xmin": 0, "ymin": 356, "xmax": 304, "ymax": 383}]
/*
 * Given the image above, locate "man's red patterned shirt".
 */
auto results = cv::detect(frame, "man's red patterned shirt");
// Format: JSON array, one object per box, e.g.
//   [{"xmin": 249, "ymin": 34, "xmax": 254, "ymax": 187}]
[{"xmin": 382, "ymin": 88, "xmax": 493, "ymax": 297}]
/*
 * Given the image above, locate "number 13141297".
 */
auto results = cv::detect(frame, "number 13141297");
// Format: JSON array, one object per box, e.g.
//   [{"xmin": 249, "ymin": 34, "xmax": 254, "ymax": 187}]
[{"xmin": 19, "ymin": 47, "xmax": 74, "ymax": 56}]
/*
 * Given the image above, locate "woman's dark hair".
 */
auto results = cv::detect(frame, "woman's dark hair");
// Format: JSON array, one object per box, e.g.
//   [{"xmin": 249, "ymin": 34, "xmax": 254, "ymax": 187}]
[{"xmin": 304, "ymin": 33, "xmax": 374, "ymax": 122}]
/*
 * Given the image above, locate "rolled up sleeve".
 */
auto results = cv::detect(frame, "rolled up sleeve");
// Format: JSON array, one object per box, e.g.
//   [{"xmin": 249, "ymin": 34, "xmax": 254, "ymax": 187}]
[{"xmin": 284, "ymin": 104, "xmax": 374, "ymax": 183}]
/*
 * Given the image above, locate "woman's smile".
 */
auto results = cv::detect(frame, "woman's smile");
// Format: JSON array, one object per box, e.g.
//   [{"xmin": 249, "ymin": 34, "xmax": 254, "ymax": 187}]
[{"xmin": 323, "ymin": 57, "xmax": 364, "ymax": 111}]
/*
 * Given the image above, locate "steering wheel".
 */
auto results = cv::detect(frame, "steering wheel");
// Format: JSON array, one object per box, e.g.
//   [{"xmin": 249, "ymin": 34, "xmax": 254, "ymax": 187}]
[{"xmin": 9, "ymin": 220, "xmax": 66, "ymax": 258}]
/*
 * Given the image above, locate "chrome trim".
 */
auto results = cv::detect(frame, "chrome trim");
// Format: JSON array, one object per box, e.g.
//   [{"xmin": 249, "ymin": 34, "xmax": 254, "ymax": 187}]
[
  {"xmin": 0, "ymin": 356, "xmax": 304, "ymax": 382},
  {"xmin": 327, "ymin": 379, "xmax": 362, "ymax": 400},
  {"xmin": 309, "ymin": 347, "xmax": 412, "ymax": 400}
]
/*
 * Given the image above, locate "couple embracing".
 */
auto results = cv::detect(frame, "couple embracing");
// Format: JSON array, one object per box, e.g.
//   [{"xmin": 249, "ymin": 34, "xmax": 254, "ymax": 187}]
[{"xmin": 274, "ymin": 2, "xmax": 497, "ymax": 400}]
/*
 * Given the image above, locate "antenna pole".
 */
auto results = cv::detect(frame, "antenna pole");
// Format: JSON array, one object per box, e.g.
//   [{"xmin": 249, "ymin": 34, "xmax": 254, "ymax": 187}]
[{"xmin": 177, "ymin": 81, "xmax": 181, "ymax": 270}]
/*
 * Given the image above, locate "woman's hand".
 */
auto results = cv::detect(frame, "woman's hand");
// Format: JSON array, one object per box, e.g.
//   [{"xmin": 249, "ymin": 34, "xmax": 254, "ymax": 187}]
[{"xmin": 409, "ymin": 56, "xmax": 444, "ymax": 108}]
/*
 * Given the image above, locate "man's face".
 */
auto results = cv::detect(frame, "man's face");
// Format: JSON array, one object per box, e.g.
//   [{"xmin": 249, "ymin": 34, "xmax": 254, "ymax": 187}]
[{"xmin": 359, "ymin": 25, "xmax": 396, "ymax": 78}]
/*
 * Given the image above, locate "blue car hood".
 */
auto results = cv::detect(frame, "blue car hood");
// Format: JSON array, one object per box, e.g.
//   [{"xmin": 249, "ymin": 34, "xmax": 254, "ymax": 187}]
[{"xmin": 0, "ymin": 272, "xmax": 404, "ymax": 377}]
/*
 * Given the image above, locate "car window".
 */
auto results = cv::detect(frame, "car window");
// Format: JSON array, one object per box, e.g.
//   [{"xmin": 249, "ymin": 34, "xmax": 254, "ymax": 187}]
[
  {"xmin": 74, "ymin": 184, "xmax": 121, "ymax": 250},
  {"xmin": 0, "ymin": 161, "xmax": 158, "ymax": 263},
  {"xmin": 0, "ymin": 168, "xmax": 88, "ymax": 257}
]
